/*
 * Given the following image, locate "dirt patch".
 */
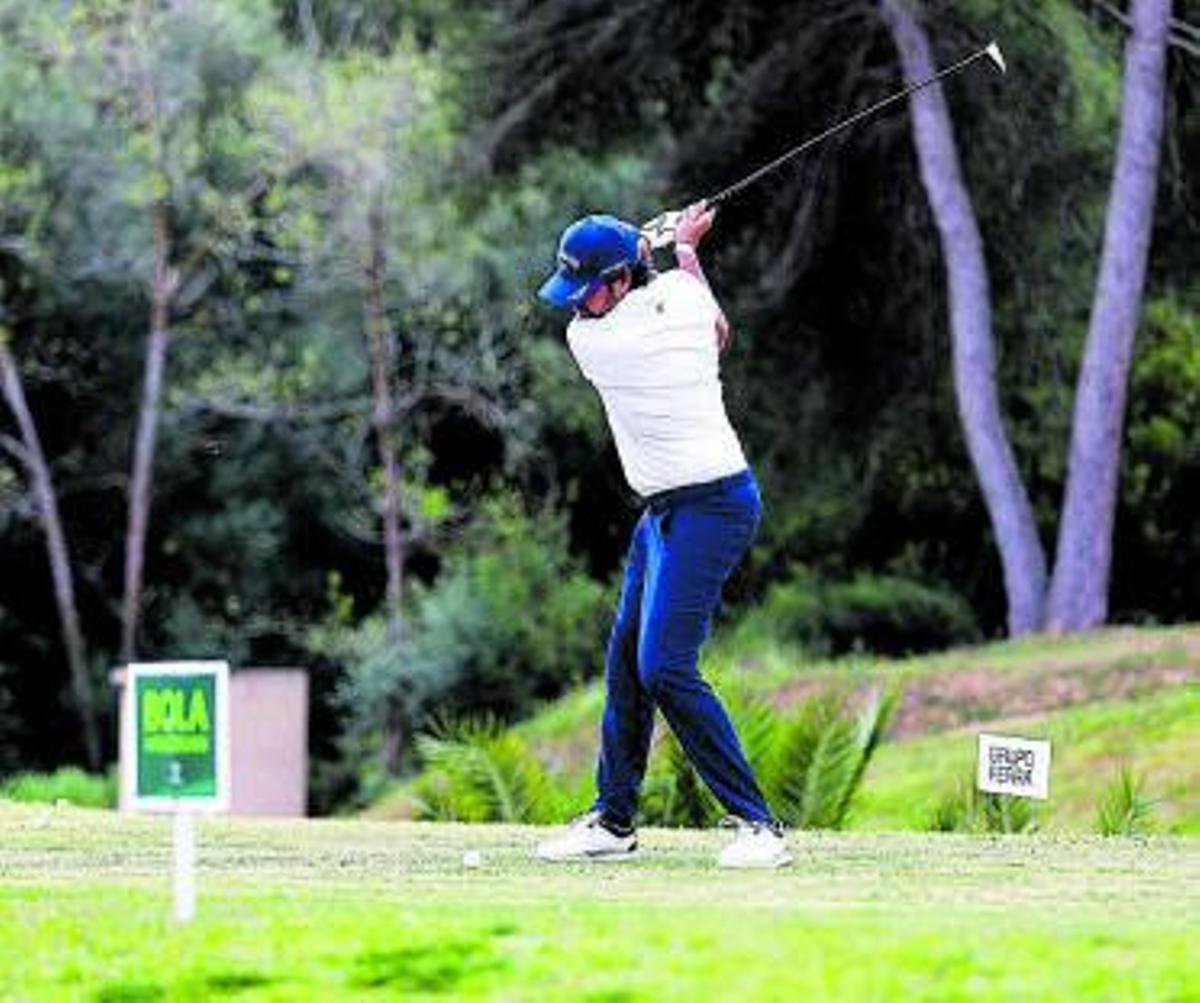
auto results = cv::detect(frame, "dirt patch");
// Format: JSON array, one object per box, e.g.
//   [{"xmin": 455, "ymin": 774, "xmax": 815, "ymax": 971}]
[
  {"xmin": 889, "ymin": 661, "xmax": 1198, "ymax": 738},
  {"xmin": 770, "ymin": 628, "xmax": 1200, "ymax": 738}
]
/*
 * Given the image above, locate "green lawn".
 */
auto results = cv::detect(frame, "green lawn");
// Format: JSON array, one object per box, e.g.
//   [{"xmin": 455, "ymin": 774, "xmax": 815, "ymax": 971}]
[{"xmin": 2, "ymin": 801, "xmax": 1197, "ymax": 1001}]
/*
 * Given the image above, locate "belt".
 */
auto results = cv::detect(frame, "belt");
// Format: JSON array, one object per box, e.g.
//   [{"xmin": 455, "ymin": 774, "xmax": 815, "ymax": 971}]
[{"xmin": 642, "ymin": 468, "xmax": 753, "ymax": 511}]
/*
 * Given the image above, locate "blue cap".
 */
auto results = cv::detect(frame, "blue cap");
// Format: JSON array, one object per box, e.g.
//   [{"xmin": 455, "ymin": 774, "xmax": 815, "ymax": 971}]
[{"xmin": 538, "ymin": 214, "xmax": 642, "ymax": 309}]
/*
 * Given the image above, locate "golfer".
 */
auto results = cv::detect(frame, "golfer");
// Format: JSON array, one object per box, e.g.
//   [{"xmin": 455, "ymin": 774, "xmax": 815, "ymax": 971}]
[{"xmin": 534, "ymin": 202, "xmax": 791, "ymax": 868}]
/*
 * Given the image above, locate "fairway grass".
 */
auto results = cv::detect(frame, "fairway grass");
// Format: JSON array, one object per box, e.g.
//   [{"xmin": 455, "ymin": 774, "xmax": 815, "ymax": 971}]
[{"xmin": 2, "ymin": 802, "xmax": 1197, "ymax": 1001}]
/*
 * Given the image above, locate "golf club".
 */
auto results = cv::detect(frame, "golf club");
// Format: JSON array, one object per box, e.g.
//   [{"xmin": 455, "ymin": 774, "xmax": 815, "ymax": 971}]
[{"xmin": 642, "ymin": 40, "xmax": 1006, "ymax": 248}]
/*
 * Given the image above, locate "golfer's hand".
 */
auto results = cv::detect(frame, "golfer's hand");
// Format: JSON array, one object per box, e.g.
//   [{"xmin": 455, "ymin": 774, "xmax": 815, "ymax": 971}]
[{"xmin": 674, "ymin": 200, "xmax": 716, "ymax": 249}]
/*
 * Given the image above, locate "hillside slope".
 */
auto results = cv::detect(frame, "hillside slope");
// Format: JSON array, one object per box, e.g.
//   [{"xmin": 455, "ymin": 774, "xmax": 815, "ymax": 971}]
[{"xmin": 371, "ymin": 627, "xmax": 1200, "ymax": 832}]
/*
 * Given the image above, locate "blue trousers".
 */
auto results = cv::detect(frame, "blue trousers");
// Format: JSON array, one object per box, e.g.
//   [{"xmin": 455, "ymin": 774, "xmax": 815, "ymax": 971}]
[{"xmin": 593, "ymin": 468, "xmax": 774, "ymax": 829}]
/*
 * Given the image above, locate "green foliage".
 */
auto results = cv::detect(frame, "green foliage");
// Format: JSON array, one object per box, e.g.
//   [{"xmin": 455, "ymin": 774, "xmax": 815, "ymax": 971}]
[
  {"xmin": 1096, "ymin": 765, "xmax": 1156, "ymax": 837},
  {"xmin": 0, "ymin": 767, "xmax": 116, "ymax": 809},
  {"xmin": 0, "ymin": 462, "xmax": 20, "ymax": 535},
  {"xmin": 977, "ymin": 791, "xmax": 1036, "ymax": 834},
  {"xmin": 1040, "ymin": 0, "xmax": 1122, "ymax": 144},
  {"xmin": 926, "ymin": 778, "xmax": 973, "ymax": 834},
  {"xmin": 926, "ymin": 777, "xmax": 1038, "ymax": 835},
  {"xmin": 409, "ymin": 717, "xmax": 566, "ymax": 824},
  {"xmin": 764, "ymin": 685, "xmax": 900, "ymax": 830},
  {"xmin": 640, "ymin": 682, "xmax": 901, "ymax": 830},
  {"xmin": 1118, "ymin": 297, "xmax": 1200, "ymax": 619},
  {"xmin": 735, "ymin": 570, "xmax": 979, "ymax": 658},
  {"xmin": 328, "ymin": 496, "xmax": 609, "ymax": 775},
  {"xmin": 639, "ymin": 732, "xmax": 724, "ymax": 829},
  {"xmin": 0, "ymin": 660, "xmax": 20, "ymax": 776}
]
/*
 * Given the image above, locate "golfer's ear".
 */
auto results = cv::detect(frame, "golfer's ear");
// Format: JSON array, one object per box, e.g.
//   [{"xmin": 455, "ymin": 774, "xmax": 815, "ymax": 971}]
[{"xmin": 638, "ymin": 236, "xmax": 651, "ymax": 261}]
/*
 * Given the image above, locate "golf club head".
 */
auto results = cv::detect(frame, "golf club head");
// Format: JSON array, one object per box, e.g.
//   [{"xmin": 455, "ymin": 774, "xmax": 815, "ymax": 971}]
[
  {"xmin": 641, "ymin": 210, "xmax": 681, "ymax": 250},
  {"xmin": 985, "ymin": 41, "xmax": 1006, "ymax": 74}
]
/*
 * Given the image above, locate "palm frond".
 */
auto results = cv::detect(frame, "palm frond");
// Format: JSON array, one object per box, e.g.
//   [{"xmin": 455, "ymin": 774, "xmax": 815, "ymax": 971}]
[
  {"xmin": 411, "ymin": 716, "xmax": 566, "ymax": 823},
  {"xmin": 1096, "ymin": 765, "xmax": 1155, "ymax": 836},
  {"xmin": 833, "ymin": 682, "xmax": 902, "ymax": 825},
  {"xmin": 641, "ymin": 728, "xmax": 722, "ymax": 828},
  {"xmin": 764, "ymin": 682, "xmax": 903, "ymax": 830}
]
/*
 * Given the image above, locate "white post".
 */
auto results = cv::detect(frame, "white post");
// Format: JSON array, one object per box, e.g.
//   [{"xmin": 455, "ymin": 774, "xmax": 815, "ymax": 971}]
[{"xmin": 172, "ymin": 810, "xmax": 196, "ymax": 923}]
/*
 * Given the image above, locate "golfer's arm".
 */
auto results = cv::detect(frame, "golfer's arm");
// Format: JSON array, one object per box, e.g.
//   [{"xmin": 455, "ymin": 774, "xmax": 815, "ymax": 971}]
[
  {"xmin": 673, "ymin": 242, "xmax": 709, "ymax": 287},
  {"xmin": 675, "ymin": 243, "xmax": 732, "ymax": 351}
]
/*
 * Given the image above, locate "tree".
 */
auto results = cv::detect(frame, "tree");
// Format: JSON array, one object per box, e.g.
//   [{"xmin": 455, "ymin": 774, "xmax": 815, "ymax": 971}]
[
  {"xmin": 883, "ymin": 0, "xmax": 1175, "ymax": 634},
  {"xmin": 250, "ymin": 47, "xmax": 541, "ymax": 769},
  {"xmin": 60, "ymin": 0, "xmax": 281, "ymax": 662},
  {"xmin": 0, "ymin": 16, "xmax": 102, "ymax": 767},
  {"xmin": 254, "ymin": 51, "xmax": 453, "ymax": 652},
  {"xmin": 1046, "ymin": 0, "xmax": 1174, "ymax": 630},
  {"xmin": 0, "ymin": 333, "xmax": 100, "ymax": 768},
  {"xmin": 879, "ymin": 0, "xmax": 1049, "ymax": 636}
]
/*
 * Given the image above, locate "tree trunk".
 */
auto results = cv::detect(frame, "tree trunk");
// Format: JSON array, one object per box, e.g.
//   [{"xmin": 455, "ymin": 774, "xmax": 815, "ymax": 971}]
[
  {"xmin": 1045, "ymin": 0, "xmax": 1171, "ymax": 631},
  {"xmin": 880, "ymin": 0, "xmax": 1048, "ymax": 635},
  {"xmin": 363, "ymin": 196, "xmax": 405, "ymax": 648},
  {"xmin": 0, "ymin": 341, "xmax": 101, "ymax": 768},
  {"xmin": 121, "ymin": 197, "xmax": 176, "ymax": 662}
]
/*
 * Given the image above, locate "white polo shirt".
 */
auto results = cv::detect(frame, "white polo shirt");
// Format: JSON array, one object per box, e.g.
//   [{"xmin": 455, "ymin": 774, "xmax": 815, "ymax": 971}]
[{"xmin": 565, "ymin": 269, "xmax": 748, "ymax": 497}]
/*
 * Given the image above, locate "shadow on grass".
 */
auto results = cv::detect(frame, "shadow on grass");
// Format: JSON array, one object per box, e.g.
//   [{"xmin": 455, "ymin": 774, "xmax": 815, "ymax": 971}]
[
  {"xmin": 93, "ymin": 970, "xmax": 277, "ymax": 1002},
  {"xmin": 350, "ymin": 937, "xmax": 509, "ymax": 993},
  {"xmin": 204, "ymin": 970, "xmax": 279, "ymax": 994},
  {"xmin": 93, "ymin": 985, "xmax": 164, "ymax": 1003}
]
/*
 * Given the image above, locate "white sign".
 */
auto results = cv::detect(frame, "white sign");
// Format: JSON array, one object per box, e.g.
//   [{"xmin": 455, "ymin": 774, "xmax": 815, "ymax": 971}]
[{"xmin": 977, "ymin": 733, "xmax": 1051, "ymax": 800}]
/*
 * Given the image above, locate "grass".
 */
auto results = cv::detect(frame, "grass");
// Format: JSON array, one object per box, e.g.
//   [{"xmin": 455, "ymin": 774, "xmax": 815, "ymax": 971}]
[
  {"xmin": 852, "ymin": 686, "xmax": 1200, "ymax": 834},
  {"xmin": 2, "ymin": 800, "xmax": 1198, "ymax": 1001}
]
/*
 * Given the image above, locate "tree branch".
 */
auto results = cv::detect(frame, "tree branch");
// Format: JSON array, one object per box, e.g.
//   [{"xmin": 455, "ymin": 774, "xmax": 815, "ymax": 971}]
[
  {"xmin": 467, "ymin": 2, "xmax": 651, "ymax": 172},
  {"xmin": 0, "ymin": 433, "xmax": 31, "ymax": 468},
  {"xmin": 1088, "ymin": 0, "xmax": 1200, "ymax": 57},
  {"xmin": 173, "ymin": 396, "xmax": 372, "ymax": 423}
]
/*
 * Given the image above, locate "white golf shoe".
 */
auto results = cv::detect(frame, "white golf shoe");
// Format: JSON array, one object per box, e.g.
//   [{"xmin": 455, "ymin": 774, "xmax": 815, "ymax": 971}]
[
  {"xmin": 716, "ymin": 818, "xmax": 793, "ymax": 869},
  {"xmin": 535, "ymin": 810, "xmax": 638, "ymax": 862}
]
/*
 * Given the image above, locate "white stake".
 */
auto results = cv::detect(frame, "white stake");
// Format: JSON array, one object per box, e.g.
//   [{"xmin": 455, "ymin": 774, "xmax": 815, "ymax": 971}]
[{"xmin": 172, "ymin": 810, "xmax": 196, "ymax": 923}]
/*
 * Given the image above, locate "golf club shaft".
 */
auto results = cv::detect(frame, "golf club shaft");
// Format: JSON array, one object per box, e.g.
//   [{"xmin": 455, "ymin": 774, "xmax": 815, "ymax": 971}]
[{"xmin": 707, "ymin": 43, "xmax": 997, "ymax": 206}]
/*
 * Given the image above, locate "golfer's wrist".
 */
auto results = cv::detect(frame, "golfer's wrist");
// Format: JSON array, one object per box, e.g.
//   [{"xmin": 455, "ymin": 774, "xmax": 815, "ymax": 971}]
[{"xmin": 675, "ymin": 241, "xmax": 698, "ymax": 257}]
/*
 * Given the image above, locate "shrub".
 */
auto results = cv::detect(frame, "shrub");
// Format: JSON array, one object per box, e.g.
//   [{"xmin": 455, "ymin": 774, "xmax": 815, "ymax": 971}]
[
  {"xmin": 410, "ymin": 718, "xmax": 568, "ymax": 824},
  {"xmin": 1096, "ymin": 765, "xmax": 1155, "ymax": 836},
  {"xmin": 977, "ymin": 791, "xmax": 1036, "ymax": 834},
  {"xmin": 737, "ymin": 570, "xmax": 979, "ymax": 657},
  {"xmin": 762, "ymin": 685, "xmax": 900, "ymax": 829},
  {"xmin": 321, "ymin": 495, "xmax": 611, "ymax": 777},
  {"xmin": 926, "ymin": 775, "xmax": 1038, "ymax": 834},
  {"xmin": 0, "ymin": 767, "xmax": 117, "ymax": 809}
]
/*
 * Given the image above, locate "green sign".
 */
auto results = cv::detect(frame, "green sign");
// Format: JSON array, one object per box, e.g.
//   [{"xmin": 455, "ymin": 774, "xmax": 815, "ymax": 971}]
[{"xmin": 124, "ymin": 662, "xmax": 230, "ymax": 812}]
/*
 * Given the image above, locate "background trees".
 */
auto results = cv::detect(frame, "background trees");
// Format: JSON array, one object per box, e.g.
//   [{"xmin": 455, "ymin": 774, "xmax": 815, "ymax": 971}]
[
  {"xmin": 880, "ymin": 0, "xmax": 1048, "ymax": 637},
  {"xmin": 1046, "ymin": 0, "xmax": 1175, "ymax": 630},
  {"xmin": 0, "ymin": 0, "xmax": 1197, "ymax": 804}
]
